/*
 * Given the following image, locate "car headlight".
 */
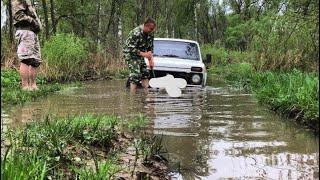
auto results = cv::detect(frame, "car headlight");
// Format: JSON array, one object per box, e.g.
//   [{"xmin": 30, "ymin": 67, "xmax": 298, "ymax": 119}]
[{"xmin": 191, "ymin": 74, "xmax": 201, "ymax": 84}]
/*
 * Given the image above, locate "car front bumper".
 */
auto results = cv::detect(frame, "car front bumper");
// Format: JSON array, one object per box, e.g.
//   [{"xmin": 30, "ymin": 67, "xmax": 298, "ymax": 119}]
[{"xmin": 149, "ymin": 70, "xmax": 205, "ymax": 86}]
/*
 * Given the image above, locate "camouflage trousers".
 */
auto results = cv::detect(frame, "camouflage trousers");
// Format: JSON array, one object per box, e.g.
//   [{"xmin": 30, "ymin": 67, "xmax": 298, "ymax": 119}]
[
  {"xmin": 15, "ymin": 30, "xmax": 42, "ymax": 67},
  {"xmin": 125, "ymin": 58, "xmax": 150, "ymax": 85}
]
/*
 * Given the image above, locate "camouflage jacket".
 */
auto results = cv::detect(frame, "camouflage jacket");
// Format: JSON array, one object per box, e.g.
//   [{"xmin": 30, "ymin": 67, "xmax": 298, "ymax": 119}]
[
  {"xmin": 123, "ymin": 25, "xmax": 154, "ymax": 60},
  {"xmin": 12, "ymin": 0, "xmax": 42, "ymax": 33}
]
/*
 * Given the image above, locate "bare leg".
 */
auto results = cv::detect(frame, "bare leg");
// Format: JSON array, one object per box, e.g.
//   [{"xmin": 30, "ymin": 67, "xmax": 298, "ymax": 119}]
[
  {"xmin": 29, "ymin": 65, "xmax": 38, "ymax": 90},
  {"xmin": 130, "ymin": 83, "xmax": 137, "ymax": 93},
  {"xmin": 19, "ymin": 62, "xmax": 29, "ymax": 90},
  {"xmin": 141, "ymin": 79, "xmax": 149, "ymax": 89}
]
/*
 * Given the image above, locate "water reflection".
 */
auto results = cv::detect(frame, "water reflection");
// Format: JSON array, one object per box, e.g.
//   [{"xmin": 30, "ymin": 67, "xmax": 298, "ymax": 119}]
[
  {"xmin": 1, "ymin": 79, "xmax": 319, "ymax": 179},
  {"xmin": 141, "ymin": 81, "xmax": 319, "ymax": 179}
]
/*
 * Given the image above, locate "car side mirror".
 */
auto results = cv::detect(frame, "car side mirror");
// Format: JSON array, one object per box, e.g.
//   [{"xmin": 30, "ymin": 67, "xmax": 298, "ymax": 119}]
[{"xmin": 204, "ymin": 54, "xmax": 212, "ymax": 64}]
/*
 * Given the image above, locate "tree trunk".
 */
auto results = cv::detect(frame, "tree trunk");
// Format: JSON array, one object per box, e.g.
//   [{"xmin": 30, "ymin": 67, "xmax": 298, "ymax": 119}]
[
  {"xmin": 8, "ymin": 0, "xmax": 13, "ymax": 43},
  {"xmin": 96, "ymin": 0, "xmax": 101, "ymax": 44},
  {"xmin": 117, "ymin": 1, "xmax": 123, "ymax": 44},
  {"xmin": 136, "ymin": 0, "xmax": 140, "ymax": 25},
  {"xmin": 42, "ymin": 0, "xmax": 49, "ymax": 39},
  {"xmin": 118, "ymin": 16, "xmax": 123, "ymax": 44},
  {"xmin": 80, "ymin": 0, "xmax": 85, "ymax": 37},
  {"xmin": 142, "ymin": 0, "xmax": 147, "ymax": 21},
  {"xmin": 50, "ymin": 0, "xmax": 56, "ymax": 33},
  {"xmin": 152, "ymin": 0, "xmax": 157, "ymax": 20},
  {"xmin": 165, "ymin": 0, "xmax": 169, "ymax": 37},
  {"xmin": 194, "ymin": 1, "xmax": 198, "ymax": 41},
  {"xmin": 211, "ymin": 3, "xmax": 218, "ymax": 42},
  {"xmin": 171, "ymin": 22, "xmax": 174, "ymax": 38},
  {"xmin": 106, "ymin": 0, "xmax": 116, "ymax": 35}
]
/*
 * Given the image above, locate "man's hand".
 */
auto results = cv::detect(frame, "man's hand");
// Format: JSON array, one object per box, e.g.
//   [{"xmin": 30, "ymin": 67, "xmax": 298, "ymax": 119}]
[
  {"xmin": 139, "ymin": 51, "xmax": 153, "ymax": 59},
  {"xmin": 148, "ymin": 57, "xmax": 154, "ymax": 70}
]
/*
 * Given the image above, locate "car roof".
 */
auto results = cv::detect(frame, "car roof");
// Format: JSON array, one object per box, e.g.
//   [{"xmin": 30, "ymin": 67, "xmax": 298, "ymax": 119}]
[{"xmin": 154, "ymin": 38, "xmax": 199, "ymax": 44}]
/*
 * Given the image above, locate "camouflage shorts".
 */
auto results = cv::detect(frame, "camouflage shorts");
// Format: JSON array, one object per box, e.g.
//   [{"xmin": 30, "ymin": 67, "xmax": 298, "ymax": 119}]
[
  {"xmin": 126, "ymin": 59, "xmax": 150, "ymax": 85},
  {"xmin": 15, "ymin": 30, "xmax": 42, "ymax": 67}
]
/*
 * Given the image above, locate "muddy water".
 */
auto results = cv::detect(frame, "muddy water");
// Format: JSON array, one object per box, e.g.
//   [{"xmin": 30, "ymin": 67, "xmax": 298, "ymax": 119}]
[{"xmin": 1, "ymin": 79, "xmax": 319, "ymax": 179}]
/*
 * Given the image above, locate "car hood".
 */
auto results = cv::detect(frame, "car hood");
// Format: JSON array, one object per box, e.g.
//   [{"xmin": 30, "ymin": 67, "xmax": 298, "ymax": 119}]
[{"xmin": 145, "ymin": 57, "xmax": 205, "ymax": 72}]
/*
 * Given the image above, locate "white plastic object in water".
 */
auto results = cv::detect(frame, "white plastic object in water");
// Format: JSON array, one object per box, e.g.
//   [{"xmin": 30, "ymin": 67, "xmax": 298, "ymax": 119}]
[{"xmin": 149, "ymin": 74, "xmax": 187, "ymax": 97}]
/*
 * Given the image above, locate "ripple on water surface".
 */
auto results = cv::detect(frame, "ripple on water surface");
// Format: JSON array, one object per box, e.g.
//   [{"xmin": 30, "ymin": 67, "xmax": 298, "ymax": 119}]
[{"xmin": 2, "ymin": 79, "xmax": 319, "ymax": 179}]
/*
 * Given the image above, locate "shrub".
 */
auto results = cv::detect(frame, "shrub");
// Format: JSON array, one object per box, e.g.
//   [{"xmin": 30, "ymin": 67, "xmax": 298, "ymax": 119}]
[
  {"xmin": 249, "ymin": 13, "xmax": 319, "ymax": 71},
  {"xmin": 201, "ymin": 44, "xmax": 228, "ymax": 66},
  {"xmin": 201, "ymin": 45, "xmax": 256, "ymax": 66},
  {"xmin": 42, "ymin": 33, "xmax": 88, "ymax": 81}
]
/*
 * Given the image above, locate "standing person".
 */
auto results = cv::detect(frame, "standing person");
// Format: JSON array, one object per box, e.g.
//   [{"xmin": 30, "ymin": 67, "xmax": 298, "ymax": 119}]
[
  {"xmin": 12, "ymin": 0, "xmax": 42, "ymax": 91},
  {"xmin": 123, "ymin": 18, "xmax": 156, "ymax": 92}
]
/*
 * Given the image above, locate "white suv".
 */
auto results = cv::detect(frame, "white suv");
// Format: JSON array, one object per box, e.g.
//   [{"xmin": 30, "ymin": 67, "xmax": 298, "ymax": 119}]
[{"xmin": 145, "ymin": 38, "xmax": 208, "ymax": 87}]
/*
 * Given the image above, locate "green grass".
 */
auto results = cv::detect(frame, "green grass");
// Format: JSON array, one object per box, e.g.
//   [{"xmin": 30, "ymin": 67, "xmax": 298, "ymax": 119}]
[
  {"xmin": 1, "ymin": 147, "xmax": 47, "ymax": 180},
  {"xmin": 124, "ymin": 114, "xmax": 149, "ymax": 132},
  {"xmin": 209, "ymin": 64, "xmax": 319, "ymax": 133},
  {"xmin": 1, "ymin": 114, "xmax": 165, "ymax": 179},
  {"xmin": 72, "ymin": 159, "xmax": 120, "ymax": 180},
  {"xmin": 209, "ymin": 62, "xmax": 253, "ymax": 88},
  {"xmin": 1, "ymin": 114, "xmax": 119, "ymax": 179},
  {"xmin": 1, "ymin": 69, "xmax": 72, "ymax": 106}
]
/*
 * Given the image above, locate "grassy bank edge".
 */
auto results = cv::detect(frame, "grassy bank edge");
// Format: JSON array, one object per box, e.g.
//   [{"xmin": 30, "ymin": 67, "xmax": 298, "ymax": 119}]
[
  {"xmin": 208, "ymin": 63, "xmax": 319, "ymax": 134},
  {"xmin": 1, "ymin": 68, "xmax": 128, "ymax": 107},
  {"xmin": 1, "ymin": 114, "xmax": 169, "ymax": 179}
]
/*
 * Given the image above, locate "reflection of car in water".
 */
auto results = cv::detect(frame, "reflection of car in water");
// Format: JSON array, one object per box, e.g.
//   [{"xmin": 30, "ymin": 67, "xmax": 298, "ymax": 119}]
[
  {"xmin": 144, "ymin": 87, "xmax": 206, "ymax": 136},
  {"xmin": 146, "ymin": 38, "xmax": 209, "ymax": 87}
]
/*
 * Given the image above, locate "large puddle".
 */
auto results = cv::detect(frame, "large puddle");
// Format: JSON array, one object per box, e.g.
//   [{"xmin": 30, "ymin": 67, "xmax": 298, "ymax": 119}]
[{"xmin": 1, "ymin": 78, "xmax": 319, "ymax": 179}]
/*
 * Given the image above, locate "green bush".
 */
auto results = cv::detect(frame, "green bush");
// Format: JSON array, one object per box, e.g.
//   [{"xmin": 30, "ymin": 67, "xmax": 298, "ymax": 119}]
[
  {"xmin": 249, "ymin": 12, "xmax": 319, "ymax": 71},
  {"xmin": 201, "ymin": 44, "xmax": 228, "ymax": 66},
  {"xmin": 228, "ymin": 50, "xmax": 256, "ymax": 64},
  {"xmin": 1, "ymin": 69, "xmax": 20, "ymax": 89},
  {"xmin": 201, "ymin": 45, "xmax": 256, "ymax": 66},
  {"xmin": 42, "ymin": 33, "xmax": 88, "ymax": 81}
]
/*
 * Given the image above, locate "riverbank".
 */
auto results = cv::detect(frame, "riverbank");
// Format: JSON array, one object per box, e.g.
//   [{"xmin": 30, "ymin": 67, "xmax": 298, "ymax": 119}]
[
  {"xmin": 1, "ymin": 68, "xmax": 128, "ymax": 106},
  {"xmin": 209, "ymin": 63, "xmax": 319, "ymax": 134},
  {"xmin": 1, "ymin": 33, "xmax": 128, "ymax": 95},
  {"xmin": 1, "ymin": 68, "xmax": 169, "ymax": 179},
  {"xmin": 1, "ymin": 69, "xmax": 63, "ymax": 106},
  {"xmin": 1, "ymin": 114, "xmax": 169, "ymax": 179}
]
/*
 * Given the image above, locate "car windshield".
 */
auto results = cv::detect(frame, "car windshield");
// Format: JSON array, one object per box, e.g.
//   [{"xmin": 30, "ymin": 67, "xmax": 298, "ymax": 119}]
[{"xmin": 153, "ymin": 40, "xmax": 200, "ymax": 61}]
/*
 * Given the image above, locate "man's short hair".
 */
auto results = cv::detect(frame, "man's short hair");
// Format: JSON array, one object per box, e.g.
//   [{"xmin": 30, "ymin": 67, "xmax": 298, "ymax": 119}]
[{"xmin": 144, "ymin": 18, "xmax": 156, "ymax": 26}]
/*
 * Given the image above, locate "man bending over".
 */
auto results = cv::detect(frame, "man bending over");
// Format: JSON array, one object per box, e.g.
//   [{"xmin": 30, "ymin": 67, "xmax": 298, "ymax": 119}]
[{"xmin": 123, "ymin": 18, "xmax": 156, "ymax": 92}]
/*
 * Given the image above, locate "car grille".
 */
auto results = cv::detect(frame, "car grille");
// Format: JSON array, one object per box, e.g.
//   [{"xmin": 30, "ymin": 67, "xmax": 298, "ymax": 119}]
[{"xmin": 150, "ymin": 70, "xmax": 203, "ymax": 85}]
